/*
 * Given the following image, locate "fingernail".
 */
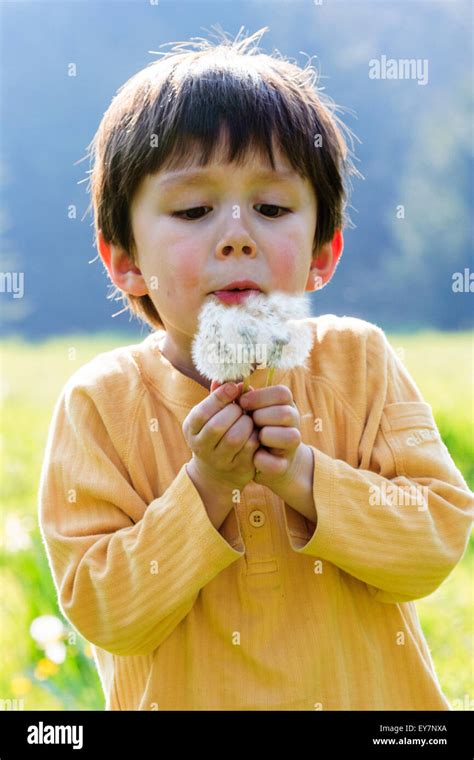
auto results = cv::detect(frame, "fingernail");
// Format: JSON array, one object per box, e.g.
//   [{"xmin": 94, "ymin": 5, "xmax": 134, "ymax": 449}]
[{"xmin": 224, "ymin": 383, "xmax": 237, "ymax": 397}]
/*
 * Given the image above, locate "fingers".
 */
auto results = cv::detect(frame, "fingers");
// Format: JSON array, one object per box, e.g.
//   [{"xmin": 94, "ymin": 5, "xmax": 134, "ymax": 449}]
[
  {"xmin": 254, "ymin": 447, "xmax": 289, "ymax": 477},
  {"xmin": 239, "ymin": 384, "xmax": 293, "ymax": 412},
  {"xmin": 193, "ymin": 401, "xmax": 244, "ymax": 452},
  {"xmin": 258, "ymin": 425, "xmax": 302, "ymax": 449},
  {"xmin": 213, "ymin": 412, "xmax": 254, "ymax": 458},
  {"xmin": 185, "ymin": 383, "xmax": 241, "ymax": 438},
  {"xmin": 251, "ymin": 404, "xmax": 299, "ymax": 428},
  {"xmin": 232, "ymin": 428, "xmax": 260, "ymax": 464},
  {"xmin": 211, "ymin": 380, "xmax": 250, "ymax": 397}
]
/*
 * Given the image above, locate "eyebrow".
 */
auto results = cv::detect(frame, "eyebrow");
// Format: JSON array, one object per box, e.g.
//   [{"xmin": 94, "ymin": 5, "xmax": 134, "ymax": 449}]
[{"xmin": 155, "ymin": 168, "xmax": 298, "ymax": 190}]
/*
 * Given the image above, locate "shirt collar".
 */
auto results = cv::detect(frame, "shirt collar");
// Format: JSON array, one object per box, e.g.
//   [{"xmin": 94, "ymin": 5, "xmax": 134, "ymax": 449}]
[{"xmin": 133, "ymin": 329, "xmax": 290, "ymax": 422}]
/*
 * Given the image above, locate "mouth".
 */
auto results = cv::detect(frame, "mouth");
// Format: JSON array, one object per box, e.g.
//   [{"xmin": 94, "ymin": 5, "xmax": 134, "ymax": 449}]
[
  {"xmin": 211, "ymin": 289, "xmax": 261, "ymax": 305},
  {"xmin": 208, "ymin": 280, "xmax": 264, "ymax": 305}
]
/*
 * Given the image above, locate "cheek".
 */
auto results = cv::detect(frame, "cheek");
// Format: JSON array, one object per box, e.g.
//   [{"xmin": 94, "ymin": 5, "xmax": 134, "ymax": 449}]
[
  {"xmin": 271, "ymin": 245, "xmax": 302, "ymax": 284},
  {"xmin": 163, "ymin": 245, "xmax": 203, "ymax": 297},
  {"xmin": 134, "ymin": 214, "xmax": 204, "ymax": 295}
]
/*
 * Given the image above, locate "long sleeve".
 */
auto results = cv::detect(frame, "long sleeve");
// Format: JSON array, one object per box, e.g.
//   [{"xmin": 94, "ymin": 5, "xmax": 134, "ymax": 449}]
[
  {"xmin": 38, "ymin": 380, "xmax": 244, "ymax": 657},
  {"xmin": 284, "ymin": 327, "xmax": 474, "ymax": 604}
]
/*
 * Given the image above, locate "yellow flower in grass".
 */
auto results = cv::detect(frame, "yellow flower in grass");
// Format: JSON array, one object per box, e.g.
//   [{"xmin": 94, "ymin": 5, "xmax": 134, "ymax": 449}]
[
  {"xmin": 10, "ymin": 676, "xmax": 32, "ymax": 697},
  {"xmin": 34, "ymin": 658, "xmax": 59, "ymax": 680}
]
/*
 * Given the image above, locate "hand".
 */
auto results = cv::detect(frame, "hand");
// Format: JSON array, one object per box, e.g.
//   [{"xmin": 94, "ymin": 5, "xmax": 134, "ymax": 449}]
[
  {"xmin": 238, "ymin": 384, "xmax": 303, "ymax": 489},
  {"xmin": 183, "ymin": 381, "xmax": 260, "ymax": 492}
]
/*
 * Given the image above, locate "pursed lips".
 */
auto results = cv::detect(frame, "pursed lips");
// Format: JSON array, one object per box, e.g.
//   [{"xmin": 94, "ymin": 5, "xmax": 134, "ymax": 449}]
[{"xmin": 208, "ymin": 279, "xmax": 264, "ymax": 294}]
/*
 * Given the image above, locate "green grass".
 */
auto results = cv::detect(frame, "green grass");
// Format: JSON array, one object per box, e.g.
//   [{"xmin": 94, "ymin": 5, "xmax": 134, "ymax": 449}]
[{"xmin": 0, "ymin": 330, "xmax": 472, "ymax": 710}]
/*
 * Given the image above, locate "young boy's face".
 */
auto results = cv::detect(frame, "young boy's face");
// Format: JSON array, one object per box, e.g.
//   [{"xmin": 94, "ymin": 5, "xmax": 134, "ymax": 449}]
[{"xmin": 98, "ymin": 132, "xmax": 343, "ymax": 384}]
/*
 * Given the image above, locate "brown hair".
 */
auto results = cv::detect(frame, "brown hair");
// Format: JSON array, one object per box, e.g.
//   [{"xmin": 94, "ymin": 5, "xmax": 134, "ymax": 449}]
[{"xmin": 84, "ymin": 26, "xmax": 361, "ymax": 330}]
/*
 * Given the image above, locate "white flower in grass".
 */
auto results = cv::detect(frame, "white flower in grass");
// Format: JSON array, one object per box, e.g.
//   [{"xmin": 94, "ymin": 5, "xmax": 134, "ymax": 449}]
[
  {"xmin": 2, "ymin": 513, "xmax": 33, "ymax": 552},
  {"xmin": 192, "ymin": 290, "xmax": 314, "ymax": 388},
  {"xmin": 30, "ymin": 615, "xmax": 65, "ymax": 648},
  {"xmin": 45, "ymin": 641, "xmax": 67, "ymax": 664}
]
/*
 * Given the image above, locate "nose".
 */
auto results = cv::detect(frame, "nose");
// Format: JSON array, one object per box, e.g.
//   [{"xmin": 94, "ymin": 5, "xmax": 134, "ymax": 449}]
[{"xmin": 216, "ymin": 229, "xmax": 257, "ymax": 259}]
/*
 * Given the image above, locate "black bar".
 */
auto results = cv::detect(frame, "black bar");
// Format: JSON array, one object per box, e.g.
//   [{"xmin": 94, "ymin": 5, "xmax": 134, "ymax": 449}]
[{"xmin": 0, "ymin": 709, "xmax": 471, "ymax": 757}]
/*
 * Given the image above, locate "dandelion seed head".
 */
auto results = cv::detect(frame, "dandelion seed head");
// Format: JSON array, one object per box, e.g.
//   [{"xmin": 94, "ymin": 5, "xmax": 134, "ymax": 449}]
[{"xmin": 192, "ymin": 290, "xmax": 314, "ymax": 382}]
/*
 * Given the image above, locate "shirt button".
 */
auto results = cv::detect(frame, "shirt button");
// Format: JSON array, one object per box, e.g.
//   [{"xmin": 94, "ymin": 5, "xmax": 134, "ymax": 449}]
[{"xmin": 249, "ymin": 510, "xmax": 266, "ymax": 527}]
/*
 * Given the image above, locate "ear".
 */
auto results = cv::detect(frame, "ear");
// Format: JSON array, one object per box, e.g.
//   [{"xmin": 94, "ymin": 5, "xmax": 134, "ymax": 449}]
[
  {"xmin": 305, "ymin": 229, "xmax": 344, "ymax": 291},
  {"xmin": 97, "ymin": 230, "xmax": 148, "ymax": 297}
]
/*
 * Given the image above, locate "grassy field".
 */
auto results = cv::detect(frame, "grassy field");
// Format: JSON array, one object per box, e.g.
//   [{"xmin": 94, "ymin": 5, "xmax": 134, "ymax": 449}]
[{"xmin": 1, "ymin": 330, "xmax": 472, "ymax": 710}]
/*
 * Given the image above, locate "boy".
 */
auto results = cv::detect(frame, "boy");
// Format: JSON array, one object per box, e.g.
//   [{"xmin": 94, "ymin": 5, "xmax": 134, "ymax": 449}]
[{"xmin": 39, "ymin": 29, "xmax": 473, "ymax": 710}]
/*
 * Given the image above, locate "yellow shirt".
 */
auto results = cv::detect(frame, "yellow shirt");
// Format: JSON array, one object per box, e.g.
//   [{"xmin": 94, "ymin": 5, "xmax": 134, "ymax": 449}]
[{"xmin": 38, "ymin": 315, "xmax": 473, "ymax": 710}]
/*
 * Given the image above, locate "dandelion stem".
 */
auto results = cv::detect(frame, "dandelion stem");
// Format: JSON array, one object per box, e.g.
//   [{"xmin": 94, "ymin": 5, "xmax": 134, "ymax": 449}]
[{"xmin": 265, "ymin": 366, "xmax": 276, "ymax": 387}]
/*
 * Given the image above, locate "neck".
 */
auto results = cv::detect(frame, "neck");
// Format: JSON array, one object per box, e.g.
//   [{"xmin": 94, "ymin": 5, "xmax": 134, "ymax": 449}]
[{"xmin": 158, "ymin": 331, "xmax": 211, "ymax": 391}]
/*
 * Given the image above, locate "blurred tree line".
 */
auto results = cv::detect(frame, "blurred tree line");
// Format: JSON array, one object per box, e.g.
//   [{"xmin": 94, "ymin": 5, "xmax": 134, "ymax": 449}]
[{"xmin": 0, "ymin": 0, "xmax": 472, "ymax": 338}]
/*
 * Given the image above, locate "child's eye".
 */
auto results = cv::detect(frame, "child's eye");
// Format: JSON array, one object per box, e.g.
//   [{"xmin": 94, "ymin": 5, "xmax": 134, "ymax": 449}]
[
  {"xmin": 255, "ymin": 204, "xmax": 291, "ymax": 218},
  {"xmin": 171, "ymin": 204, "xmax": 291, "ymax": 221},
  {"xmin": 172, "ymin": 206, "xmax": 211, "ymax": 221}
]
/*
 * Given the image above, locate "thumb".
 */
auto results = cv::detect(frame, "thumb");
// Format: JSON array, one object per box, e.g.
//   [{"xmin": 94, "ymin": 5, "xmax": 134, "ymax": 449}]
[
  {"xmin": 209, "ymin": 380, "xmax": 240, "ymax": 402},
  {"xmin": 210, "ymin": 379, "xmax": 224, "ymax": 393},
  {"xmin": 209, "ymin": 380, "xmax": 253, "ymax": 396}
]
